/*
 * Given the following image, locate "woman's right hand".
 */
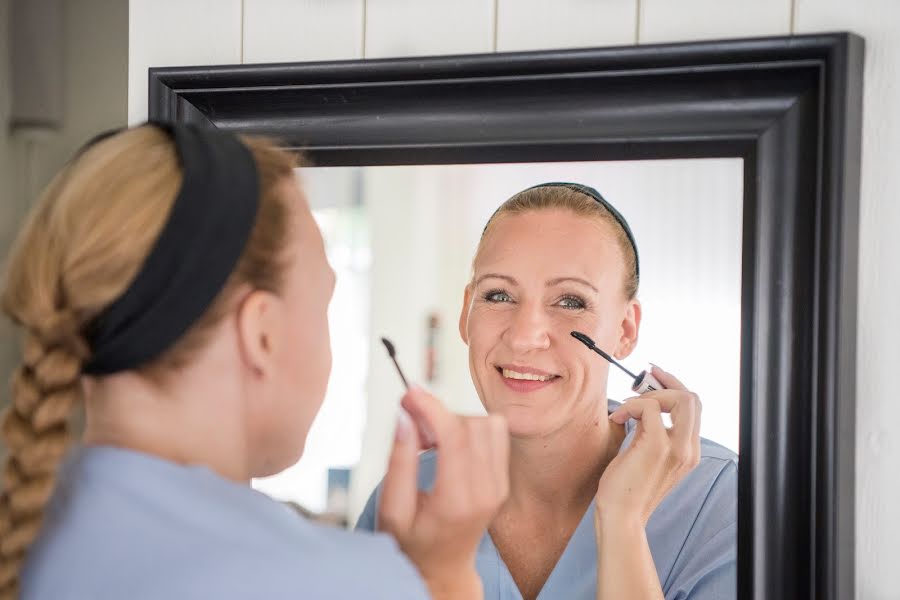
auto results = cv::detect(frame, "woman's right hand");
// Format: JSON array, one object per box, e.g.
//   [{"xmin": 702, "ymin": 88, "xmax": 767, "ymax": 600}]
[{"xmin": 377, "ymin": 386, "xmax": 510, "ymax": 600}]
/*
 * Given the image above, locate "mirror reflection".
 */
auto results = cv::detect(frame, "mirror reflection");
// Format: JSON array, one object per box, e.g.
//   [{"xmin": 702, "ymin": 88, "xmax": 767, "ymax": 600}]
[{"xmin": 254, "ymin": 158, "xmax": 743, "ymax": 531}]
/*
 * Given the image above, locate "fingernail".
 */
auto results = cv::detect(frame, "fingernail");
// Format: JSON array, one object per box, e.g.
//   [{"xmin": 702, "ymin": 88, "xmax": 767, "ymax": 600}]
[
  {"xmin": 650, "ymin": 363, "xmax": 665, "ymax": 373},
  {"xmin": 395, "ymin": 408, "xmax": 413, "ymax": 443},
  {"xmin": 417, "ymin": 417, "xmax": 437, "ymax": 448}
]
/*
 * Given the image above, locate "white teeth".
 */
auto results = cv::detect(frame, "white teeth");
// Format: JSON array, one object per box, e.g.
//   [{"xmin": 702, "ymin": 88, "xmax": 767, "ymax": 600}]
[{"xmin": 502, "ymin": 368, "xmax": 554, "ymax": 382}]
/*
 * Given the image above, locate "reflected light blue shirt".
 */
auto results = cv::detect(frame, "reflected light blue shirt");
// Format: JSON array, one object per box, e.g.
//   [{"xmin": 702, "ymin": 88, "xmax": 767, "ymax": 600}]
[
  {"xmin": 23, "ymin": 446, "xmax": 429, "ymax": 600},
  {"xmin": 357, "ymin": 404, "xmax": 737, "ymax": 599}
]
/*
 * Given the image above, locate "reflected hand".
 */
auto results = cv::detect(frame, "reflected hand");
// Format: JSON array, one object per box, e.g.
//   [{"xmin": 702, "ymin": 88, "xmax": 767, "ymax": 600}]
[
  {"xmin": 596, "ymin": 366, "xmax": 702, "ymax": 526},
  {"xmin": 377, "ymin": 386, "xmax": 510, "ymax": 600}
]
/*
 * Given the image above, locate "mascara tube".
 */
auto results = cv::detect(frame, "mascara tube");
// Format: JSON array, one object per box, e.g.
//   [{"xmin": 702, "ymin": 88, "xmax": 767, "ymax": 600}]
[{"xmin": 570, "ymin": 330, "xmax": 666, "ymax": 394}]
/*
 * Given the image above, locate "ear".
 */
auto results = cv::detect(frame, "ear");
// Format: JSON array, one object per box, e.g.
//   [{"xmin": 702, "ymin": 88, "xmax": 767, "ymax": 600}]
[
  {"xmin": 236, "ymin": 289, "xmax": 284, "ymax": 378},
  {"xmin": 458, "ymin": 284, "xmax": 473, "ymax": 345},
  {"xmin": 614, "ymin": 298, "xmax": 641, "ymax": 360}
]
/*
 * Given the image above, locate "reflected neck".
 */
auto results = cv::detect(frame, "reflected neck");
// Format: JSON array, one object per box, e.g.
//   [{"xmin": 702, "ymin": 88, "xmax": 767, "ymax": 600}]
[{"xmin": 504, "ymin": 400, "xmax": 624, "ymax": 517}]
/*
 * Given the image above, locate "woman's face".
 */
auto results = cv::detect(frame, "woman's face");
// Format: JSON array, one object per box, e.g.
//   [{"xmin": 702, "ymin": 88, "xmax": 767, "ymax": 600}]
[
  {"xmin": 459, "ymin": 208, "xmax": 640, "ymax": 439},
  {"xmin": 249, "ymin": 177, "xmax": 336, "ymax": 475}
]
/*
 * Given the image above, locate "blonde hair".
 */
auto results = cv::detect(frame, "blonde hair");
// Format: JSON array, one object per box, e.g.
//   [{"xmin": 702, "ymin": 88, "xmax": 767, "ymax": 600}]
[
  {"xmin": 0, "ymin": 125, "xmax": 297, "ymax": 598},
  {"xmin": 475, "ymin": 185, "xmax": 639, "ymax": 299}
]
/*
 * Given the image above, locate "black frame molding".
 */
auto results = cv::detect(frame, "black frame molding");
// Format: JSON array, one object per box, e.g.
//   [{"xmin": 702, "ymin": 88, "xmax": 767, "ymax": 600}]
[{"xmin": 149, "ymin": 32, "xmax": 864, "ymax": 600}]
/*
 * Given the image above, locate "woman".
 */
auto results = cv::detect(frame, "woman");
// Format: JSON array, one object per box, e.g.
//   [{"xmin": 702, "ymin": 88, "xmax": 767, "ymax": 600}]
[
  {"xmin": 358, "ymin": 183, "xmax": 737, "ymax": 599},
  {"xmin": 0, "ymin": 123, "xmax": 510, "ymax": 600}
]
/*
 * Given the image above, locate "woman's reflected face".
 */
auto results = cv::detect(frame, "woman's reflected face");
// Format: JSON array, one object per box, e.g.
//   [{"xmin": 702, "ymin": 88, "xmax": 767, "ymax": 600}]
[{"xmin": 460, "ymin": 209, "xmax": 639, "ymax": 438}]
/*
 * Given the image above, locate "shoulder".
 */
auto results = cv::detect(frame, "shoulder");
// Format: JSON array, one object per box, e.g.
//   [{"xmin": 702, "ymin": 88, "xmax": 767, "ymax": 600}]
[
  {"xmin": 699, "ymin": 435, "xmax": 738, "ymax": 465},
  {"xmin": 25, "ymin": 449, "xmax": 430, "ymax": 600},
  {"xmin": 27, "ymin": 498, "xmax": 428, "ymax": 600},
  {"xmin": 670, "ymin": 435, "xmax": 737, "ymax": 518},
  {"xmin": 645, "ymin": 437, "xmax": 737, "ymax": 591},
  {"xmin": 692, "ymin": 436, "xmax": 738, "ymax": 520},
  {"xmin": 648, "ymin": 435, "xmax": 737, "ymax": 553}
]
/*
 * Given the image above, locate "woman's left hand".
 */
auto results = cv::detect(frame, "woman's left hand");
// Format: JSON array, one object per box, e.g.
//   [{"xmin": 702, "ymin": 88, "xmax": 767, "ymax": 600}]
[{"xmin": 595, "ymin": 365, "xmax": 702, "ymax": 527}]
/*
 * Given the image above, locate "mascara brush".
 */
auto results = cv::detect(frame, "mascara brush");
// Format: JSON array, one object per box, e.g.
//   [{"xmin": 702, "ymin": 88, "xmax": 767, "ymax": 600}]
[{"xmin": 570, "ymin": 330, "xmax": 664, "ymax": 394}]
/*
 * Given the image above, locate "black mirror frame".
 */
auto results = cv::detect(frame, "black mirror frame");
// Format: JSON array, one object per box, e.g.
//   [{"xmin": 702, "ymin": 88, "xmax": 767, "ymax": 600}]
[{"xmin": 148, "ymin": 32, "xmax": 864, "ymax": 600}]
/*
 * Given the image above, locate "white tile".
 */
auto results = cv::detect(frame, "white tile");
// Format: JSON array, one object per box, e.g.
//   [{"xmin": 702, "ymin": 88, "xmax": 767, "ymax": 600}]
[
  {"xmin": 796, "ymin": 3, "xmax": 900, "ymax": 598},
  {"xmin": 497, "ymin": 0, "xmax": 637, "ymax": 51},
  {"xmin": 365, "ymin": 0, "xmax": 494, "ymax": 58},
  {"xmin": 128, "ymin": 0, "xmax": 242, "ymax": 124},
  {"xmin": 640, "ymin": 0, "xmax": 791, "ymax": 43},
  {"xmin": 243, "ymin": 0, "xmax": 364, "ymax": 64}
]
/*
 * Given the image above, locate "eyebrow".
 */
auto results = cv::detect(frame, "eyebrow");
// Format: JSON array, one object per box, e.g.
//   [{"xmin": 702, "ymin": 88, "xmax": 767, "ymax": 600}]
[
  {"xmin": 547, "ymin": 277, "xmax": 599, "ymax": 293},
  {"xmin": 475, "ymin": 273, "xmax": 598, "ymax": 294}
]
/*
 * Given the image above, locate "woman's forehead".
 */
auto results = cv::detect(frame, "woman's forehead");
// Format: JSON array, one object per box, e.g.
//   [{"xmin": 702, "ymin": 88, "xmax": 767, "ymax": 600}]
[{"xmin": 476, "ymin": 209, "xmax": 623, "ymax": 270}]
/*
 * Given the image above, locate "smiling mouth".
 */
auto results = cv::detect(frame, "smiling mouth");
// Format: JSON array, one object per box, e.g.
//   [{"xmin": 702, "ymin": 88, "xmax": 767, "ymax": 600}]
[{"xmin": 495, "ymin": 366, "xmax": 560, "ymax": 382}]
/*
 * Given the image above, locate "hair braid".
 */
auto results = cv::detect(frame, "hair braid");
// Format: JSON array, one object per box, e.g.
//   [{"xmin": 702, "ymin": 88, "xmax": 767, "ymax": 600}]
[{"xmin": 0, "ymin": 323, "xmax": 86, "ymax": 598}]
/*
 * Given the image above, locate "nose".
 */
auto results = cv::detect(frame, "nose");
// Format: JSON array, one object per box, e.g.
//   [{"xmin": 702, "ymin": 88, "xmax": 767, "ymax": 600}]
[{"xmin": 503, "ymin": 300, "xmax": 551, "ymax": 354}]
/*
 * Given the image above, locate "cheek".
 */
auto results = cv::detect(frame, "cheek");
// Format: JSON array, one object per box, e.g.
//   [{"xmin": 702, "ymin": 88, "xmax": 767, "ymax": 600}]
[{"xmin": 467, "ymin": 306, "xmax": 509, "ymax": 343}]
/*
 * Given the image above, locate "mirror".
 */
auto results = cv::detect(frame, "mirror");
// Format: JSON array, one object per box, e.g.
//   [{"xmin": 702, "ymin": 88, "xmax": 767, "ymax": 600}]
[
  {"xmin": 150, "ymin": 33, "xmax": 863, "ymax": 599},
  {"xmin": 254, "ymin": 157, "xmax": 743, "ymax": 525}
]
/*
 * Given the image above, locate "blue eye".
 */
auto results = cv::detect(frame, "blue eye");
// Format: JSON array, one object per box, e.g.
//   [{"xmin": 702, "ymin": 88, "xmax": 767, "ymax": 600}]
[
  {"xmin": 557, "ymin": 295, "xmax": 586, "ymax": 310},
  {"xmin": 483, "ymin": 290, "xmax": 513, "ymax": 303}
]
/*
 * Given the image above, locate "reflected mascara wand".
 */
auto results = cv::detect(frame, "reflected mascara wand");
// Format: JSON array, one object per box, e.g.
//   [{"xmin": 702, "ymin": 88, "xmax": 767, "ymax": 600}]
[{"xmin": 570, "ymin": 330, "xmax": 664, "ymax": 394}]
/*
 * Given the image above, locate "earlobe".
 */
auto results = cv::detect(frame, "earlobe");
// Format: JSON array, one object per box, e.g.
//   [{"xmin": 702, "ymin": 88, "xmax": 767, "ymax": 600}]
[{"xmin": 458, "ymin": 284, "xmax": 472, "ymax": 345}]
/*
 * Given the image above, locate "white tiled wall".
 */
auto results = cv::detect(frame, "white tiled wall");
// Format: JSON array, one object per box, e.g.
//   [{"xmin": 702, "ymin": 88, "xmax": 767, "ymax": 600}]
[
  {"xmin": 639, "ymin": 0, "xmax": 792, "ymax": 43},
  {"xmin": 127, "ymin": 1, "xmax": 900, "ymax": 595},
  {"xmin": 364, "ymin": 0, "xmax": 495, "ymax": 57},
  {"xmin": 495, "ymin": 0, "xmax": 637, "ymax": 51},
  {"xmin": 242, "ymin": 0, "xmax": 364, "ymax": 63}
]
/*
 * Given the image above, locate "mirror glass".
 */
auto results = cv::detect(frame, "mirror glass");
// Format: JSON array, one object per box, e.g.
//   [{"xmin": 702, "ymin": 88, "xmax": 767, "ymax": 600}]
[{"xmin": 252, "ymin": 158, "xmax": 743, "ymax": 525}]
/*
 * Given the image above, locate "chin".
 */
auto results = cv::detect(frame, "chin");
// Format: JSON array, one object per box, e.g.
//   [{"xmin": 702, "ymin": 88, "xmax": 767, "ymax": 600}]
[
  {"xmin": 253, "ymin": 440, "xmax": 306, "ymax": 478},
  {"xmin": 492, "ymin": 403, "xmax": 560, "ymax": 439}
]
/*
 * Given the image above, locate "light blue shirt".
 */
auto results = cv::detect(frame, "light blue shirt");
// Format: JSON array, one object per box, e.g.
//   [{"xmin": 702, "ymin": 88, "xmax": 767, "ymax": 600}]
[
  {"xmin": 357, "ymin": 403, "xmax": 737, "ymax": 599},
  {"xmin": 23, "ymin": 446, "xmax": 429, "ymax": 600}
]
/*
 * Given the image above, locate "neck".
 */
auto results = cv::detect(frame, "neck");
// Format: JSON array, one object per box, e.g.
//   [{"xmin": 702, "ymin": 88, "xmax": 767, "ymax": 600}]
[
  {"xmin": 82, "ymin": 364, "xmax": 251, "ymax": 483},
  {"xmin": 505, "ymin": 400, "xmax": 623, "ymax": 520}
]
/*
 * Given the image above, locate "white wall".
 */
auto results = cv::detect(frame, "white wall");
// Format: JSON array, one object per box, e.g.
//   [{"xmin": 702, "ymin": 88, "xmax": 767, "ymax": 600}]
[
  {"xmin": 128, "ymin": 1, "xmax": 900, "ymax": 596},
  {"xmin": 0, "ymin": 0, "xmax": 128, "ymax": 422}
]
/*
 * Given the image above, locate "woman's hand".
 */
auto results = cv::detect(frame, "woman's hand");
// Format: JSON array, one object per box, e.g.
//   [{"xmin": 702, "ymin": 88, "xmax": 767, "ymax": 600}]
[
  {"xmin": 594, "ymin": 366, "xmax": 702, "ymax": 600},
  {"xmin": 377, "ymin": 387, "xmax": 510, "ymax": 600},
  {"xmin": 596, "ymin": 365, "xmax": 702, "ymax": 526}
]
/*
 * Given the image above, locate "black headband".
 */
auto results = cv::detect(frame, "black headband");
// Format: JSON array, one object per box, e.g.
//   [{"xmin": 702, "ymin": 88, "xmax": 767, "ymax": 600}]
[
  {"xmin": 82, "ymin": 122, "xmax": 260, "ymax": 375},
  {"xmin": 484, "ymin": 182, "xmax": 640, "ymax": 282}
]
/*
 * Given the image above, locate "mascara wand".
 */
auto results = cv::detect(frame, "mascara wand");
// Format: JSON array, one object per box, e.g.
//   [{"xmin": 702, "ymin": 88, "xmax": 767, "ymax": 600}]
[
  {"xmin": 381, "ymin": 337, "xmax": 410, "ymax": 390},
  {"xmin": 570, "ymin": 330, "xmax": 664, "ymax": 394}
]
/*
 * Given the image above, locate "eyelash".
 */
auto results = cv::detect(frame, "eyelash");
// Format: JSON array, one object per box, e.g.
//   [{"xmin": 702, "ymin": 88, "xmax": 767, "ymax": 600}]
[
  {"xmin": 557, "ymin": 295, "xmax": 587, "ymax": 310},
  {"xmin": 482, "ymin": 289, "xmax": 513, "ymax": 303},
  {"xmin": 481, "ymin": 289, "xmax": 588, "ymax": 311}
]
